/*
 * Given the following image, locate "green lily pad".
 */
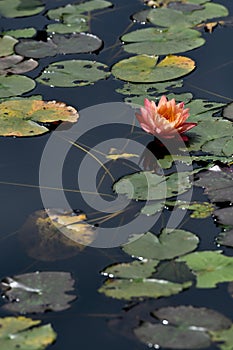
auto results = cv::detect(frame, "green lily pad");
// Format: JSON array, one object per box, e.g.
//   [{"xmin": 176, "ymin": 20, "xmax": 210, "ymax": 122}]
[
  {"xmin": 166, "ymin": 200, "xmax": 215, "ymax": 218},
  {"xmin": 2, "ymin": 28, "xmax": 36, "ymax": 39},
  {"xmin": 195, "ymin": 168, "xmax": 233, "ymax": 203},
  {"xmin": 102, "ymin": 259, "xmax": 159, "ymax": 279},
  {"xmin": 123, "ymin": 230, "xmax": 199, "ymax": 260},
  {"xmin": 112, "ymin": 54, "xmax": 195, "ymax": 83},
  {"xmin": 0, "ymin": 317, "xmax": 56, "ymax": 350},
  {"xmin": 126, "ymin": 92, "xmax": 193, "ymax": 106},
  {"xmin": 0, "ymin": 99, "xmax": 79, "ymax": 136},
  {"xmin": 122, "ymin": 27, "xmax": 205, "ymax": 55},
  {"xmin": 98, "ymin": 278, "xmax": 191, "ymax": 300},
  {"xmin": 0, "ymin": 36, "xmax": 18, "ymax": 57},
  {"xmin": 135, "ymin": 306, "xmax": 231, "ymax": 349},
  {"xmin": 46, "ymin": 0, "xmax": 112, "ymax": 34},
  {"xmin": 141, "ymin": 200, "xmax": 165, "ymax": 216},
  {"xmin": 114, "ymin": 171, "xmax": 192, "ymax": 201},
  {"xmin": 186, "ymin": 99, "xmax": 225, "ymax": 122},
  {"xmin": 186, "ymin": 120, "xmax": 233, "ymax": 152},
  {"xmin": 148, "ymin": 4, "xmax": 228, "ymax": 28},
  {"xmin": 0, "ymin": 55, "xmax": 38, "ymax": 75},
  {"xmin": 1, "ymin": 271, "xmax": 76, "ymax": 313},
  {"xmin": 212, "ymin": 325, "xmax": 233, "ymax": 350},
  {"xmin": 132, "ymin": 9, "xmax": 151, "ymax": 23},
  {"xmin": 178, "ymin": 251, "xmax": 233, "ymax": 288},
  {"xmin": 37, "ymin": 59, "xmax": 110, "ymax": 87},
  {"xmin": 0, "ymin": 75, "xmax": 35, "ymax": 98},
  {"xmin": 0, "ymin": 0, "xmax": 44, "ymax": 18},
  {"xmin": 116, "ymin": 80, "xmax": 183, "ymax": 96},
  {"xmin": 15, "ymin": 33, "xmax": 102, "ymax": 58},
  {"xmin": 217, "ymin": 230, "xmax": 233, "ymax": 248}
]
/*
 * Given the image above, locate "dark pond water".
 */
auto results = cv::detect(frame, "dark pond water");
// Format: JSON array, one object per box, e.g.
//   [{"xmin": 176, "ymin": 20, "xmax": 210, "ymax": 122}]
[{"xmin": 0, "ymin": 0, "xmax": 233, "ymax": 349}]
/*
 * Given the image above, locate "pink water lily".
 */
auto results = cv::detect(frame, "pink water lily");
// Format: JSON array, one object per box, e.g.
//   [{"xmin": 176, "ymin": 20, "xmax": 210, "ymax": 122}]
[{"xmin": 136, "ymin": 96, "xmax": 197, "ymax": 139}]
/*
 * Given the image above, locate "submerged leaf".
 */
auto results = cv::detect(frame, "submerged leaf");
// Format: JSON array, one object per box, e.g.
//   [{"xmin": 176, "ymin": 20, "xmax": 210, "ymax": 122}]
[
  {"xmin": 19, "ymin": 209, "xmax": 95, "ymax": 261},
  {"xmin": 0, "ymin": 100, "xmax": 78, "ymax": 136},
  {"xmin": 1, "ymin": 271, "xmax": 76, "ymax": 313},
  {"xmin": 217, "ymin": 230, "xmax": 233, "ymax": 248},
  {"xmin": 37, "ymin": 59, "xmax": 110, "ymax": 87},
  {"xmin": 214, "ymin": 207, "xmax": 233, "ymax": 226},
  {"xmin": 123, "ymin": 229, "xmax": 199, "ymax": 260},
  {"xmin": 0, "ymin": 317, "xmax": 56, "ymax": 350},
  {"xmin": 112, "ymin": 54, "xmax": 195, "ymax": 83}
]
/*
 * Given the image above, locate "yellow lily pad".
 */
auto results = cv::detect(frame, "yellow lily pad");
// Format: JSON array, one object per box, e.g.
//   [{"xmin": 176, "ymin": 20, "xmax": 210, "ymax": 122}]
[
  {"xmin": 0, "ymin": 99, "xmax": 79, "ymax": 136},
  {"xmin": 111, "ymin": 54, "xmax": 195, "ymax": 83}
]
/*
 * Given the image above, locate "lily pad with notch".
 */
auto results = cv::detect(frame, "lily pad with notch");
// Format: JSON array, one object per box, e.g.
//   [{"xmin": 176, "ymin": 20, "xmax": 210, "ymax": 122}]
[
  {"xmin": 0, "ymin": 99, "xmax": 79, "ymax": 136},
  {"xmin": 15, "ymin": 33, "xmax": 103, "ymax": 58},
  {"xmin": 37, "ymin": 59, "xmax": 110, "ymax": 87},
  {"xmin": 134, "ymin": 306, "xmax": 232, "ymax": 349},
  {"xmin": 1, "ymin": 271, "xmax": 76, "ymax": 313},
  {"xmin": 121, "ymin": 27, "xmax": 205, "ymax": 55},
  {"xmin": 123, "ymin": 229, "xmax": 199, "ymax": 260},
  {"xmin": 0, "ymin": 55, "xmax": 38, "ymax": 75},
  {"xmin": 0, "ymin": 0, "xmax": 44, "ymax": 18},
  {"xmin": 112, "ymin": 54, "xmax": 195, "ymax": 83},
  {"xmin": 0, "ymin": 316, "xmax": 56, "ymax": 350}
]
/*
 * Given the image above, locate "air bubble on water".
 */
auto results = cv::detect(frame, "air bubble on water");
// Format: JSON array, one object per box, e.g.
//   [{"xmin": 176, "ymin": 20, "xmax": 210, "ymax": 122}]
[
  {"xmin": 108, "ymin": 274, "xmax": 114, "ymax": 278},
  {"xmin": 162, "ymin": 319, "xmax": 168, "ymax": 325}
]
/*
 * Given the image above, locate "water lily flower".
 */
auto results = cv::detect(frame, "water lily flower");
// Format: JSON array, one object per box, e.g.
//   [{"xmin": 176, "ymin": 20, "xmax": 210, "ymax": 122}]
[{"xmin": 136, "ymin": 96, "xmax": 197, "ymax": 139}]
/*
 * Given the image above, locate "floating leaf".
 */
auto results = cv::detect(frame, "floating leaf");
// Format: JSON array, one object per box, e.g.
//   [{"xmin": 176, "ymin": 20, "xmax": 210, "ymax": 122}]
[
  {"xmin": 116, "ymin": 80, "xmax": 183, "ymax": 96},
  {"xmin": 0, "ymin": 55, "xmax": 38, "ymax": 75},
  {"xmin": 195, "ymin": 168, "xmax": 233, "ymax": 203},
  {"xmin": 186, "ymin": 120, "xmax": 233, "ymax": 152},
  {"xmin": 46, "ymin": 0, "xmax": 112, "ymax": 34},
  {"xmin": 99, "ymin": 278, "xmax": 191, "ymax": 300},
  {"xmin": 212, "ymin": 325, "xmax": 233, "ymax": 350},
  {"xmin": 114, "ymin": 171, "xmax": 192, "ymax": 201},
  {"xmin": 0, "ymin": 100, "xmax": 78, "ymax": 136},
  {"xmin": 178, "ymin": 251, "xmax": 233, "ymax": 288},
  {"xmin": 0, "ymin": 36, "xmax": 18, "ymax": 57},
  {"xmin": 217, "ymin": 230, "xmax": 233, "ymax": 248},
  {"xmin": 3, "ymin": 28, "xmax": 36, "ymax": 39},
  {"xmin": 153, "ymin": 306, "xmax": 232, "ymax": 331},
  {"xmin": 123, "ymin": 230, "xmax": 199, "ymax": 260},
  {"xmin": 135, "ymin": 322, "xmax": 211, "ymax": 349},
  {"xmin": 0, "ymin": 75, "xmax": 35, "ymax": 98},
  {"xmin": 186, "ymin": 99, "xmax": 225, "ymax": 122},
  {"xmin": 122, "ymin": 27, "xmax": 205, "ymax": 55},
  {"xmin": 223, "ymin": 102, "xmax": 233, "ymax": 122},
  {"xmin": 0, "ymin": 317, "xmax": 56, "ymax": 350},
  {"xmin": 37, "ymin": 59, "xmax": 110, "ymax": 87},
  {"xmin": 141, "ymin": 201, "xmax": 165, "ymax": 216},
  {"xmin": 132, "ymin": 9, "xmax": 151, "ymax": 23},
  {"xmin": 214, "ymin": 208, "xmax": 233, "ymax": 226},
  {"xmin": 0, "ymin": 0, "xmax": 44, "ymax": 18},
  {"xmin": 166, "ymin": 200, "xmax": 215, "ymax": 218},
  {"xmin": 148, "ymin": 4, "xmax": 228, "ymax": 28},
  {"xmin": 1, "ymin": 271, "xmax": 76, "ymax": 313},
  {"xmin": 126, "ymin": 92, "xmax": 193, "ymax": 106},
  {"xmin": 15, "ymin": 33, "xmax": 102, "ymax": 58},
  {"xmin": 112, "ymin": 54, "xmax": 195, "ymax": 83},
  {"xmin": 135, "ymin": 306, "xmax": 231, "ymax": 349},
  {"xmin": 19, "ymin": 209, "xmax": 96, "ymax": 261},
  {"xmin": 102, "ymin": 260, "xmax": 159, "ymax": 279}
]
